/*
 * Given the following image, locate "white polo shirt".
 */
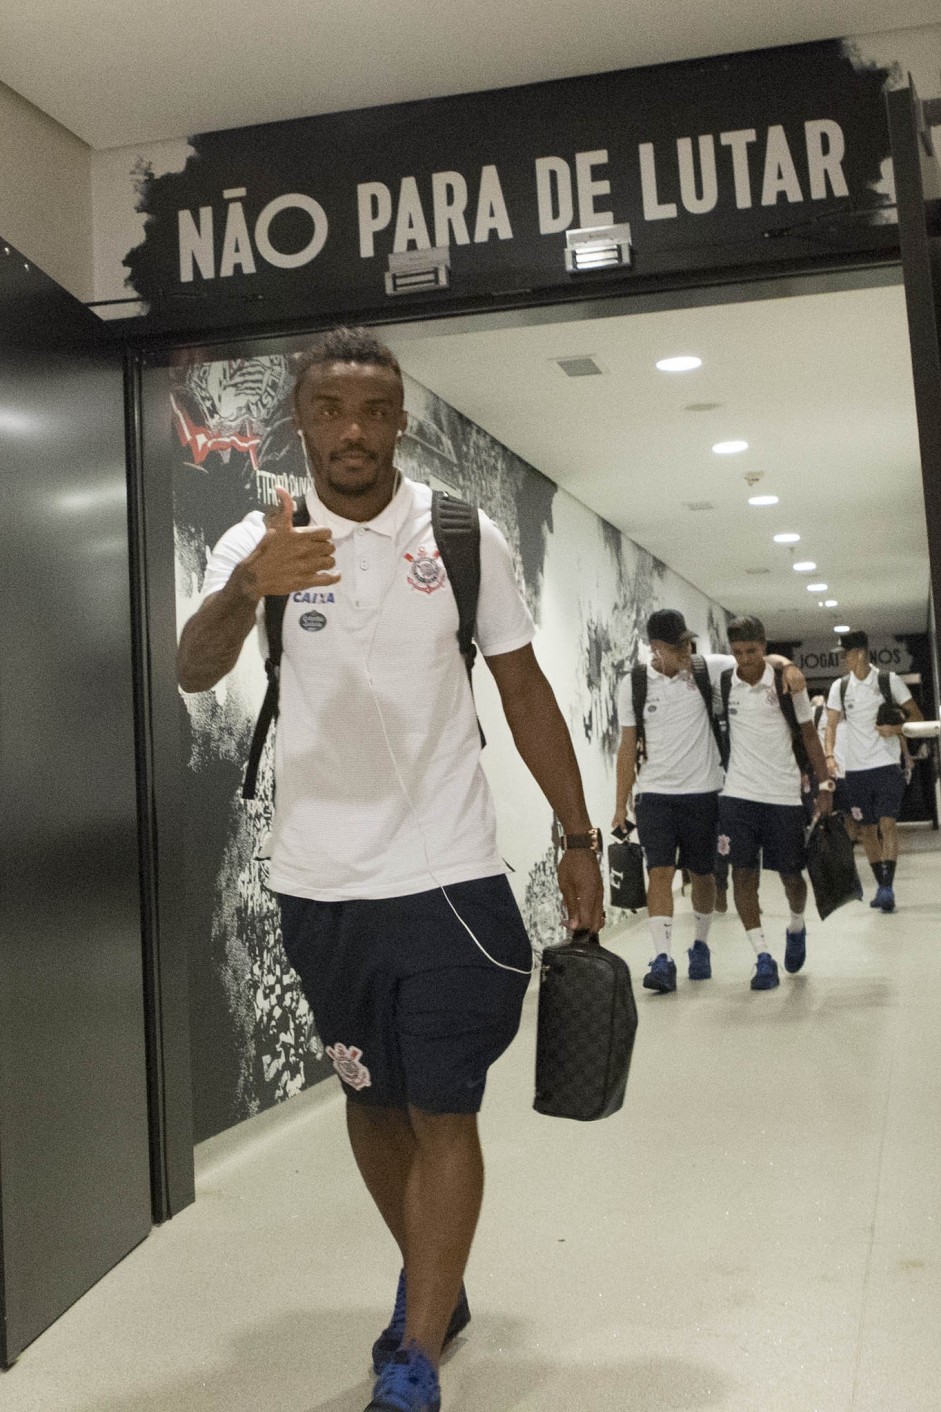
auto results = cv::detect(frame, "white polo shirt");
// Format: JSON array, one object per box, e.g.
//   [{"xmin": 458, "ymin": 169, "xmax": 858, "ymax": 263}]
[
  {"xmin": 616, "ymin": 654, "xmax": 735, "ymax": 794},
  {"xmin": 721, "ymin": 664, "xmax": 813, "ymax": 806},
  {"xmin": 200, "ymin": 477, "xmax": 535, "ymax": 900},
  {"xmin": 827, "ymin": 668, "xmax": 911, "ymax": 772}
]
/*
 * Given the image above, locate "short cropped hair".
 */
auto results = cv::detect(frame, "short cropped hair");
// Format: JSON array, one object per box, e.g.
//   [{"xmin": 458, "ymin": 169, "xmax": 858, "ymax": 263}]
[
  {"xmin": 727, "ymin": 615, "xmax": 767, "ymax": 645},
  {"xmin": 293, "ymin": 327, "xmax": 403, "ymax": 401}
]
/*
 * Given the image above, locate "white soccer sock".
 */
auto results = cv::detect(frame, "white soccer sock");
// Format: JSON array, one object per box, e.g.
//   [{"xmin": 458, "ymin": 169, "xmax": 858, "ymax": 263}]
[
  {"xmin": 746, "ymin": 927, "xmax": 766, "ymax": 956},
  {"xmin": 693, "ymin": 911, "xmax": 713, "ymax": 945},
  {"xmin": 788, "ymin": 911, "xmax": 805, "ymax": 935},
  {"xmin": 649, "ymin": 915, "xmax": 673, "ymax": 957}
]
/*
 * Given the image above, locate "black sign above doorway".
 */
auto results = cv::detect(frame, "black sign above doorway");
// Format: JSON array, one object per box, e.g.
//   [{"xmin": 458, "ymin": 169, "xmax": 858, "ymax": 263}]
[{"xmin": 118, "ymin": 38, "xmax": 901, "ymax": 336}]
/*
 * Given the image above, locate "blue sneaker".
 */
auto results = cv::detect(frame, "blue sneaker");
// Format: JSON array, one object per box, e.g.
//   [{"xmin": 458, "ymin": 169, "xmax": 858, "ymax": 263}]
[
  {"xmin": 784, "ymin": 927, "xmax": 806, "ymax": 974},
  {"xmin": 373, "ymin": 1272, "xmax": 470, "ymax": 1374},
  {"xmin": 879, "ymin": 886, "xmax": 896, "ymax": 913},
  {"xmin": 687, "ymin": 941, "xmax": 711, "ymax": 980},
  {"xmin": 643, "ymin": 953, "xmax": 677, "ymax": 992},
  {"xmin": 365, "ymin": 1346, "xmax": 441, "ymax": 1411},
  {"xmin": 751, "ymin": 952, "xmax": 779, "ymax": 991}
]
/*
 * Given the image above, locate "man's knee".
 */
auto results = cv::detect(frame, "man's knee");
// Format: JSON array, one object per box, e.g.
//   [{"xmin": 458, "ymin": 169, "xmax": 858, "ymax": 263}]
[
  {"xmin": 732, "ymin": 867, "xmax": 759, "ymax": 893},
  {"xmin": 408, "ymin": 1107, "xmax": 479, "ymax": 1150}
]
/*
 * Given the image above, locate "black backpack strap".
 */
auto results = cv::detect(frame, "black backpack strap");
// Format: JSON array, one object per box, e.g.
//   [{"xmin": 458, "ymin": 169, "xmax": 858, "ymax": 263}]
[
  {"xmin": 242, "ymin": 499, "xmax": 310, "ymax": 800},
  {"xmin": 878, "ymin": 670, "xmax": 892, "ymax": 707},
  {"xmin": 839, "ymin": 673, "xmax": 850, "ymax": 712},
  {"xmin": 772, "ymin": 667, "xmax": 813, "ymax": 777},
  {"xmin": 720, "ymin": 667, "xmax": 733, "ymax": 722},
  {"xmin": 813, "ymin": 703, "xmax": 824, "ymax": 731},
  {"xmin": 631, "ymin": 664, "xmax": 648, "ymax": 767},
  {"xmin": 691, "ymin": 653, "xmax": 723, "ymax": 758},
  {"xmin": 431, "ymin": 489, "xmax": 484, "ymax": 747}
]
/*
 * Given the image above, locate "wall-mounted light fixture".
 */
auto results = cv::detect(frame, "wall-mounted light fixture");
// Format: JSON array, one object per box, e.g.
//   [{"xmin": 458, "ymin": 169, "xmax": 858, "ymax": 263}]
[
  {"xmin": 564, "ymin": 224, "xmax": 633, "ymax": 273},
  {"xmin": 385, "ymin": 246, "xmax": 451, "ymax": 295}
]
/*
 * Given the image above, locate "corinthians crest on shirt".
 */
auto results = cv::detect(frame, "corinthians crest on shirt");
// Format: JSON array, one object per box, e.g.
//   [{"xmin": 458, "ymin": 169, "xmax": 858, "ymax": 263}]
[{"xmin": 404, "ymin": 545, "xmax": 447, "ymax": 594}]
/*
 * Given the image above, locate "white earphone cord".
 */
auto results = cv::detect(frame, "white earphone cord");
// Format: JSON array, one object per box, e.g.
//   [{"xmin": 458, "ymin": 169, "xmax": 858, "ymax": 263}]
[{"xmin": 358, "ymin": 463, "xmax": 535, "ymax": 978}]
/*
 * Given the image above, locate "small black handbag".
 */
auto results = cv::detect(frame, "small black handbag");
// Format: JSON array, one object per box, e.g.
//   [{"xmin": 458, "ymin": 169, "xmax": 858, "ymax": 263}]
[
  {"xmin": 533, "ymin": 932, "xmax": 639, "ymax": 1122},
  {"xmin": 608, "ymin": 823, "xmax": 646, "ymax": 911},
  {"xmin": 806, "ymin": 814, "xmax": 864, "ymax": 920}
]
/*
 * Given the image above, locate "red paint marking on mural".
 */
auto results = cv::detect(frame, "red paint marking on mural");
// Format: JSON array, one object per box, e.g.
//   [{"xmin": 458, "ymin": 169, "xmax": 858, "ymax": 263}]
[{"xmin": 171, "ymin": 394, "xmax": 263, "ymax": 472}]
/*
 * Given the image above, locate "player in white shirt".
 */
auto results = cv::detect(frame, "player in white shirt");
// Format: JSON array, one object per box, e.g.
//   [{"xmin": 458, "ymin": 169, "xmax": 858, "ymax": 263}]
[
  {"xmin": 613, "ymin": 609, "xmax": 803, "ymax": 993},
  {"xmin": 824, "ymin": 630, "xmax": 922, "ymax": 912},
  {"xmin": 718, "ymin": 617, "xmax": 833, "ymax": 991},
  {"xmin": 177, "ymin": 328, "xmax": 604, "ymax": 1412}
]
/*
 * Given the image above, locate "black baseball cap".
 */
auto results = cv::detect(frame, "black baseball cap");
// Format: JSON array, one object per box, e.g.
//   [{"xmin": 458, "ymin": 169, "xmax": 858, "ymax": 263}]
[
  {"xmin": 840, "ymin": 630, "xmax": 868, "ymax": 651},
  {"xmin": 646, "ymin": 609, "xmax": 693, "ymax": 646}
]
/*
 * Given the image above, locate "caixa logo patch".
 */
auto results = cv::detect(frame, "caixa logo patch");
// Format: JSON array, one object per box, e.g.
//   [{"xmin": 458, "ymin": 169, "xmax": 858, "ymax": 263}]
[{"xmin": 299, "ymin": 610, "xmax": 327, "ymax": 632}]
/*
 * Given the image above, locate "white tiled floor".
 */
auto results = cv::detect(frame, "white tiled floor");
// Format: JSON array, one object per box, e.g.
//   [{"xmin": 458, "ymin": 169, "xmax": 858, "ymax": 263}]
[{"xmin": 2, "ymin": 827, "xmax": 939, "ymax": 1411}]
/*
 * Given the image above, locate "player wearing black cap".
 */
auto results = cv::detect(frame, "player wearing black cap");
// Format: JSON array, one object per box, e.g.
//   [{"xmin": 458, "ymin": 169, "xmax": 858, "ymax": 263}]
[{"xmin": 614, "ymin": 608, "xmax": 802, "ymax": 992}]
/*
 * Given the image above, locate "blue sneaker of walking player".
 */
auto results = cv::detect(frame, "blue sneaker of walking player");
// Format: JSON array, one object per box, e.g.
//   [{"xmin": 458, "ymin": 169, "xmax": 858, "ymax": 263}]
[
  {"xmin": 373, "ymin": 1271, "xmax": 471, "ymax": 1374},
  {"xmin": 365, "ymin": 1346, "xmax": 441, "ymax": 1412},
  {"xmin": 784, "ymin": 927, "xmax": 806, "ymax": 974},
  {"xmin": 871, "ymin": 885, "xmax": 896, "ymax": 912},
  {"xmin": 687, "ymin": 941, "xmax": 712, "ymax": 980},
  {"xmin": 643, "ymin": 953, "xmax": 677, "ymax": 993},
  {"xmin": 751, "ymin": 952, "xmax": 780, "ymax": 991}
]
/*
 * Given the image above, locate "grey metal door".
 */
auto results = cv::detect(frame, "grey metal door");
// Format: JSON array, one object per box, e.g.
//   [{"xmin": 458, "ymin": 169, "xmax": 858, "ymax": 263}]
[{"xmin": 0, "ymin": 246, "xmax": 152, "ymax": 1366}]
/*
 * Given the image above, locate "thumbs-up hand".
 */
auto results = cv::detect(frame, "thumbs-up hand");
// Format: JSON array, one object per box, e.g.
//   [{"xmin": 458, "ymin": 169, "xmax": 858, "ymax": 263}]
[{"xmin": 239, "ymin": 487, "xmax": 341, "ymax": 601}]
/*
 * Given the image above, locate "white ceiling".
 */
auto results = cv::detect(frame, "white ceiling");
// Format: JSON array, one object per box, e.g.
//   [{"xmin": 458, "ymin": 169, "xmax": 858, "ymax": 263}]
[
  {"xmin": 382, "ymin": 281, "xmax": 929, "ymax": 642},
  {"xmin": 0, "ymin": 1, "xmax": 937, "ymax": 150}
]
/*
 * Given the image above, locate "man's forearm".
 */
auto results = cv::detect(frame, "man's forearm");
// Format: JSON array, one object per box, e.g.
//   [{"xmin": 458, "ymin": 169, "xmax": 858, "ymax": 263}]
[
  {"xmin": 615, "ymin": 743, "xmax": 636, "ymax": 812},
  {"xmin": 501, "ymin": 675, "xmax": 592, "ymax": 831},
  {"xmin": 177, "ymin": 567, "xmax": 259, "ymax": 693}
]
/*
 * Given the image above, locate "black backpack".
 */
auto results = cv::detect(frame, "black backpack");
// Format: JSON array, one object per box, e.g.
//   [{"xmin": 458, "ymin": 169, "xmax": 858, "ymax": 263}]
[
  {"xmin": 720, "ymin": 666, "xmax": 813, "ymax": 778},
  {"xmin": 839, "ymin": 670, "xmax": 905, "ymax": 727},
  {"xmin": 631, "ymin": 654, "xmax": 724, "ymax": 770},
  {"xmin": 242, "ymin": 489, "xmax": 482, "ymax": 799}
]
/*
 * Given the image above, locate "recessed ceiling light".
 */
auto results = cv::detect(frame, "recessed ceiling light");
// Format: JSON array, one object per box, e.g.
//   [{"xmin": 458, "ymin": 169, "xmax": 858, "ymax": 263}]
[
  {"xmin": 748, "ymin": 495, "xmax": 779, "ymax": 506},
  {"xmin": 825, "ymin": 599, "xmax": 838, "ymax": 607},
  {"xmin": 807, "ymin": 582, "xmax": 828, "ymax": 591},
  {"xmin": 834, "ymin": 625, "xmax": 850, "ymax": 633},
  {"xmin": 712, "ymin": 440, "xmax": 749, "ymax": 454},
  {"xmin": 773, "ymin": 532, "xmax": 800, "ymax": 544},
  {"xmin": 793, "ymin": 561, "xmax": 816, "ymax": 572},
  {"xmin": 657, "ymin": 355, "xmax": 702, "ymax": 372}
]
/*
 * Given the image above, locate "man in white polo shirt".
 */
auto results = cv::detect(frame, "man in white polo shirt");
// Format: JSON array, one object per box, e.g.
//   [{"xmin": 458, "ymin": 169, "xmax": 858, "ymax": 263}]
[
  {"xmin": 613, "ymin": 609, "xmax": 804, "ymax": 993},
  {"xmin": 718, "ymin": 616, "xmax": 833, "ymax": 991},
  {"xmin": 177, "ymin": 328, "xmax": 603, "ymax": 1412},
  {"xmin": 824, "ymin": 629, "xmax": 922, "ymax": 912}
]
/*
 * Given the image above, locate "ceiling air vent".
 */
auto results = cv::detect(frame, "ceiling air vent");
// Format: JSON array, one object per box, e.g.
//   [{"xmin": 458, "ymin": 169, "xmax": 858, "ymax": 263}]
[
  {"xmin": 684, "ymin": 401, "xmax": 723, "ymax": 412},
  {"xmin": 745, "ymin": 567, "xmax": 771, "ymax": 575},
  {"xmin": 555, "ymin": 356, "xmax": 606, "ymax": 377},
  {"xmin": 683, "ymin": 500, "xmax": 714, "ymax": 511}
]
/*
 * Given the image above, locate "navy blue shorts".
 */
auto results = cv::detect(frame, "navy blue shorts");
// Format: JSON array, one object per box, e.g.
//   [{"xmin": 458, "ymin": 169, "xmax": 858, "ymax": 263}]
[
  {"xmin": 833, "ymin": 779, "xmax": 853, "ymax": 816},
  {"xmin": 277, "ymin": 875, "xmax": 531, "ymax": 1114},
  {"xmin": 718, "ymin": 796, "xmax": 807, "ymax": 875},
  {"xmin": 635, "ymin": 791, "xmax": 719, "ymax": 875},
  {"xmin": 844, "ymin": 765, "xmax": 906, "ymax": 827}
]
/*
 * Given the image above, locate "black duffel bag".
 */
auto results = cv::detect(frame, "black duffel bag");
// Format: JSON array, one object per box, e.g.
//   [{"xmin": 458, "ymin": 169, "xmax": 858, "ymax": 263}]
[
  {"xmin": 806, "ymin": 813, "xmax": 864, "ymax": 920},
  {"xmin": 608, "ymin": 823, "xmax": 646, "ymax": 911},
  {"xmin": 534, "ymin": 931, "xmax": 638, "ymax": 1122}
]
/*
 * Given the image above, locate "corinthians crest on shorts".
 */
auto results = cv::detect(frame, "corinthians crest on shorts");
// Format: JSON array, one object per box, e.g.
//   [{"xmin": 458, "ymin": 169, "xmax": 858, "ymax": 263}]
[{"xmin": 404, "ymin": 545, "xmax": 447, "ymax": 594}]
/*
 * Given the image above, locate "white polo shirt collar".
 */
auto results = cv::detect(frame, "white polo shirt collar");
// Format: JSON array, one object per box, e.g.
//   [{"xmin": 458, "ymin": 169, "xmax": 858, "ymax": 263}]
[
  {"xmin": 304, "ymin": 475, "xmax": 408, "ymax": 542},
  {"xmin": 732, "ymin": 662, "xmax": 774, "ymax": 691}
]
